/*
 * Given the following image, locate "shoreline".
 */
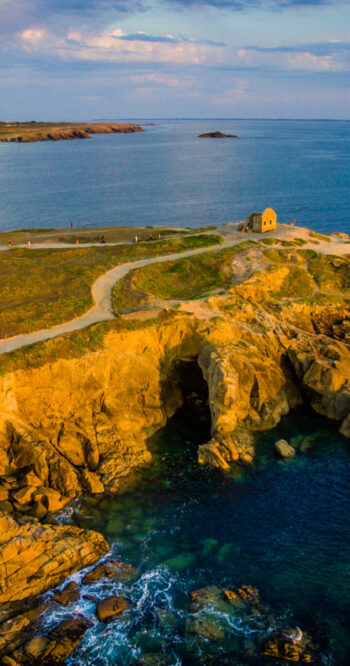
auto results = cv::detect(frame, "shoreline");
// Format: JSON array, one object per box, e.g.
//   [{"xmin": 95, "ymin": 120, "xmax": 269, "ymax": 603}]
[{"xmin": 0, "ymin": 121, "xmax": 144, "ymax": 143}]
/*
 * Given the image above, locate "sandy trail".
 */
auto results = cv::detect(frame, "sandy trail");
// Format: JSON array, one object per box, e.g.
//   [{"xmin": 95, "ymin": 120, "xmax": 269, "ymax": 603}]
[{"xmin": 0, "ymin": 224, "xmax": 348, "ymax": 355}]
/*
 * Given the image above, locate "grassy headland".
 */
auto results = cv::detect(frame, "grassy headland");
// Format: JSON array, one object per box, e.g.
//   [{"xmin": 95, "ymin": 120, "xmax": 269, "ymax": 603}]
[
  {"xmin": 113, "ymin": 242, "xmax": 350, "ymax": 314},
  {"xmin": 0, "ymin": 121, "xmax": 143, "ymax": 143},
  {"xmin": 0, "ymin": 234, "xmax": 221, "ymax": 338}
]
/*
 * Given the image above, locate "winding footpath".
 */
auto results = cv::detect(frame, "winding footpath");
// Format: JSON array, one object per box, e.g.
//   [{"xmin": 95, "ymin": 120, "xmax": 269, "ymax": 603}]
[
  {"xmin": 0, "ymin": 227, "xmax": 347, "ymax": 356},
  {"xmin": 0, "ymin": 236, "xmax": 234, "ymax": 355}
]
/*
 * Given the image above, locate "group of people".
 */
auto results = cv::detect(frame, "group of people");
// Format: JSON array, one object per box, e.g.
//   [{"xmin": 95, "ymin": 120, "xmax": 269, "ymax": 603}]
[{"xmin": 7, "ymin": 239, "xmax": 31, "ymax": 249}]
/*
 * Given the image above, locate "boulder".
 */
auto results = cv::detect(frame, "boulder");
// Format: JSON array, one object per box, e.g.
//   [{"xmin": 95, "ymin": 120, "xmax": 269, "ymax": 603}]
[
  {"xmin": 0, "ymin": 603, "xmax": 47, "ymax": 655},
  {"xmin": 32, "ymin": 488, "xmax": 69, "ymax": 513},
  {"xmin": 11, "ymin": 486, "xmax": 36, "ymax": 505},
  {"xmin": 80, "ymin": 469, "xmax": 104, "ymax": 494},
  {"xmin": 275, "ymin": 439, "xmax": 296, "ymax": 458},
  {"xmin": 0, "ymin": 488, "xmax": 9, "ymax": 502},
  {"xmin": 82, "ymin": 559, "xmax": 137, "ymax": 585},
  {"xmin": 23, "ymin": 615, "xmax": 93, "ymax": 663},
  {"xmin": 53, "ymin": 581, "xmax": 80, "ymax": 607},
  {"xmin": 96, "ymin": 595, "xmax": 127, "ymax": 623}
]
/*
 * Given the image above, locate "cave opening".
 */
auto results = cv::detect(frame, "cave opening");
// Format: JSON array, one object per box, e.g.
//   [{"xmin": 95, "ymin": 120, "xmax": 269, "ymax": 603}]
[{"xmin": 162, "ymin": 359, "xmax": 212, "ymax": 446}]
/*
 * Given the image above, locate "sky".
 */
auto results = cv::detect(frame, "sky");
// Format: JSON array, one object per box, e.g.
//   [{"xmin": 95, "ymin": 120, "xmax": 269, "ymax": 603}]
[{"xmin": 1, "ymin": 0, "xmax": 350, "ymax": 119}]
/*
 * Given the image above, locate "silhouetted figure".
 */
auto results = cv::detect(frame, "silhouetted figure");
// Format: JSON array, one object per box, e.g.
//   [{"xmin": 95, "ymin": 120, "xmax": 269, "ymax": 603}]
[{"xmin": 101, "ymin": 235, "xmax": 106, "ymax": 243}]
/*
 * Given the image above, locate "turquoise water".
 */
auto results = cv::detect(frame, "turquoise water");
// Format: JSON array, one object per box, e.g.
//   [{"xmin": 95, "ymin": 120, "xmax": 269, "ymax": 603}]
[
  {"xmin": 1, "ymin": 119, "xmax": 350, "ymax": 233},
  {"xmin": 46, "ymin": 402, "xmax": 350, "ymax": 665}
]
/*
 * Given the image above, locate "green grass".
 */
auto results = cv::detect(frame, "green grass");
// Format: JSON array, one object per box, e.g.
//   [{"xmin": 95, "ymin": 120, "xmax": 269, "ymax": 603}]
[
  {"xmin": 309, "ymin": 230, "xmax": 332, "ymax": 243},
  {"xmin": 0, "ymin": 234, "xmax": 221, "ymax": 338},
  {"xmin": 308, "ymin": 254, "xmax": 350, "ymax": 288},
  {"xmin": 113, "ymin": 242, "xmax": 257, "ymax": 312},
  {"xmin": 0, "ymin": 312, "xmax": 174, "ymax": 375},
  {"xmin": 271, "ymin": 266, "xmax": 315, "ymax": 299}
]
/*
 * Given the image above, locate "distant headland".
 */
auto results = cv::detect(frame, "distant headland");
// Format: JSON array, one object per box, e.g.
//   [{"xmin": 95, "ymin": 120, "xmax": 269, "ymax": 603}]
[{"xmin": 0, "ymin": 121, "xmax": 144, "ymax": 143}]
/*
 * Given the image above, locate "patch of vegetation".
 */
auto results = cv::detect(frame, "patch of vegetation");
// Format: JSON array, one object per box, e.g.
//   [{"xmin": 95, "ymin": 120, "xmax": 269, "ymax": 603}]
[
  {"xmin": 0, "ymin": 234, "xmax": 221, "ymax": 338},
  {"xmin": 281, "ymin": 238, "xmax": 307, "ymax": 247},
  {"xmin": 264, "ymin": 249, "xmax": 298, "ymax": 263},
  {"xmin": 259, "ymin": 237, "xmax": 306, "ymax": 247},
  {"xmin": 113, "ymin": 242, "xmax": 257, "ymax": 312},
  {"xmin": 272, "ymin": 266, "xmax": 315, "ymax": 299},
  {"xmin": 0, "ymin": 312, "xmax": 173, "ymax": 375},
  {"xmin": 308, "ymin": 254, "xmax": 350, "ymax": 289},
  {"xmin": 309, "ymin": 230, "xmax": 332, "ymax": 243}
]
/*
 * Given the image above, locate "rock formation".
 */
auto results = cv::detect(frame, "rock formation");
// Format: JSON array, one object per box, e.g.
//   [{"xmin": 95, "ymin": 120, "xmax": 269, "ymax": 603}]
[
  {"xmin": 198, "ymin": 131, "xmax": 238, "ymax": 138},
  {"xmin": 0, "ymin": 513, "xmax": 108, "ymax": 603},
  {"xmin": 0, "ymin": 240, "xmax": 348, "ymax": 606}
]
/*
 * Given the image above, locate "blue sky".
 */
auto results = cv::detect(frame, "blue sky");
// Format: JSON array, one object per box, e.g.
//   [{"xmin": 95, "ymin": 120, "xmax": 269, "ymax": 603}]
[{"xmin": 1, "ymin": 0, "xmax": 350, "ymax": 119}]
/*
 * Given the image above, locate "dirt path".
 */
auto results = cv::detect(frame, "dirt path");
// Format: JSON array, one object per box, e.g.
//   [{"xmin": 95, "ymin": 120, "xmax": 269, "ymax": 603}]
[{"xmin": 0, "ymin": 225, "xmax": 348, "ymax": 355}]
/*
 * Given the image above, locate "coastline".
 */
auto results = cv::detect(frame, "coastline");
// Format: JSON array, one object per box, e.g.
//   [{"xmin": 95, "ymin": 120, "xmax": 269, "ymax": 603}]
[
  {"xmin": 0, "ymin": 121, "xmax": 144, "ymax": 143},
  {"xmin": 0, "ymin": 221, "xmax": 349, "ymax": 663}
]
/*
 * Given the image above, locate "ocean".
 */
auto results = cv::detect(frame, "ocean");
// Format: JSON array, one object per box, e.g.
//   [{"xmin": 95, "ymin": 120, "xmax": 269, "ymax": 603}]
[{"xmin": 0, "ymin": 119, "xmax": 349, "ymax": 233}]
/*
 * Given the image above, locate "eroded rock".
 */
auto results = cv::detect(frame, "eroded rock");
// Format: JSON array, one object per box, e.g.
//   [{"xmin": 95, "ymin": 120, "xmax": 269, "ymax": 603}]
[
  {"xmin": 22, "ymin": 615, "xmax": 93, "ymax": 663},
  {"xmin": 0, "ymin": 513, "xmax": 108, "ymax": 603},
  {"xmin": 275, "ymin": 439, "xmax": 296, "ymax": 458},
  {"xmin": 53, "ymin": 581, "xmax": 80, "ymax": 607},
  {"xmin": 82, "ymin": 559, "xmax": 137, "ymax": 585},
  {"xmin": 96, "ymin": 595, "xmax": 127, "ymax": 623}
]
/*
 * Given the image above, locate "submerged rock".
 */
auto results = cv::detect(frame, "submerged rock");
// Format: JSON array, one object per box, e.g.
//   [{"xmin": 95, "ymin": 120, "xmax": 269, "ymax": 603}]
[
  {"xmin": 188, "ymin": 587, "xmax": 222, "ymax": 612},
  {"xmin": 96, "ymin": 595, "xmax": 127, "ymax": 623},
  {"xmin": 261, "ymin": 628, "xmax": 318, "ymax": 662},
  {"xmin": 275, "ymin": 439, "xmax": 296, "ymax": 458},
  {"xmin": 223, "ymin": 585, "xmax": 259, "ymax": 604}
]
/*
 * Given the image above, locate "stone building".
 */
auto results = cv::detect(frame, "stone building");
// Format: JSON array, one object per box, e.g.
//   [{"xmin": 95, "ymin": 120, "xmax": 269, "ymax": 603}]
[{"xmin": 246, "ymin": 208, "xmax": 277, "ymax": 233}]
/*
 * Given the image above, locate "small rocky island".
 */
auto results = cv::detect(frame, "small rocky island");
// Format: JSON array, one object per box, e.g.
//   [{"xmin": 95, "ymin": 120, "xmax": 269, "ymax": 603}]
[
  {"xmin": 0, "ymin": 121, "xmax": 144, "ymax": 143},
  {"xmin": 198, "ymin": 131, "xmax": 238, "ymax": 138}
]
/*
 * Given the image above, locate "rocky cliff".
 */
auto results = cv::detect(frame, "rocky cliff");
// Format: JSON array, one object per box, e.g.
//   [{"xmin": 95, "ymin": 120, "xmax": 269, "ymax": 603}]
[
  {"xmin": 0, "ymin": 303, "xmax": 349, "ymax": 501},
  {"xmin": 0, "ymin": 242, "xmax": 349, "ymax": 605}
]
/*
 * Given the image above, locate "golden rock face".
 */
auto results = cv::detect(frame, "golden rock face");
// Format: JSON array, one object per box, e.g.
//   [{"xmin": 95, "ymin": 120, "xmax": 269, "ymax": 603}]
[
  {"xmin": 0, "ymin": 299, "xmax": 349, "ymax": 505},
  {"xmin": 0, "ymin": 243, "xmax": 348, "ymax": 608},
  {"xmin": 0, "ymin": 513, "xmax": 108, "ymax": 604}
]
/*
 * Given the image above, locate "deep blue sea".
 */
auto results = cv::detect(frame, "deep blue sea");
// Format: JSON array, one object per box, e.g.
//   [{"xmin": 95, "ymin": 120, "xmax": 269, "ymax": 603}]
[
  {"xmin": 0, "ymin": 119, "xmax": 350, "ymax": 233},
  {"xmin": 48, "ymin": 402, "xmax": 350, "ymax": 666}
]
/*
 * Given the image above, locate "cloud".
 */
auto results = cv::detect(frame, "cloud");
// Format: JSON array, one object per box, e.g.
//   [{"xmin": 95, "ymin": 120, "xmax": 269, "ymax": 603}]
[
  {"xmin": 215, "ymin": 78, "xmax": 250, "ymax": 104},
  {"xmin": 131, "ymin": 72, "xmax": 180, "ymax": 85},
  {"xmin": 165, "ymin": 0, "xmax": 343, "ymax": 9},
  {"xmin": 236, "ymin": 40, "xmax": 350, "ymax": 71},
  {"xmin": 15, "ymin": 27, "xmax": 223, "ymax": 66},
  {"xmin": 119, "ymin": 32, "xmax": 179, "ymax": 43}
]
